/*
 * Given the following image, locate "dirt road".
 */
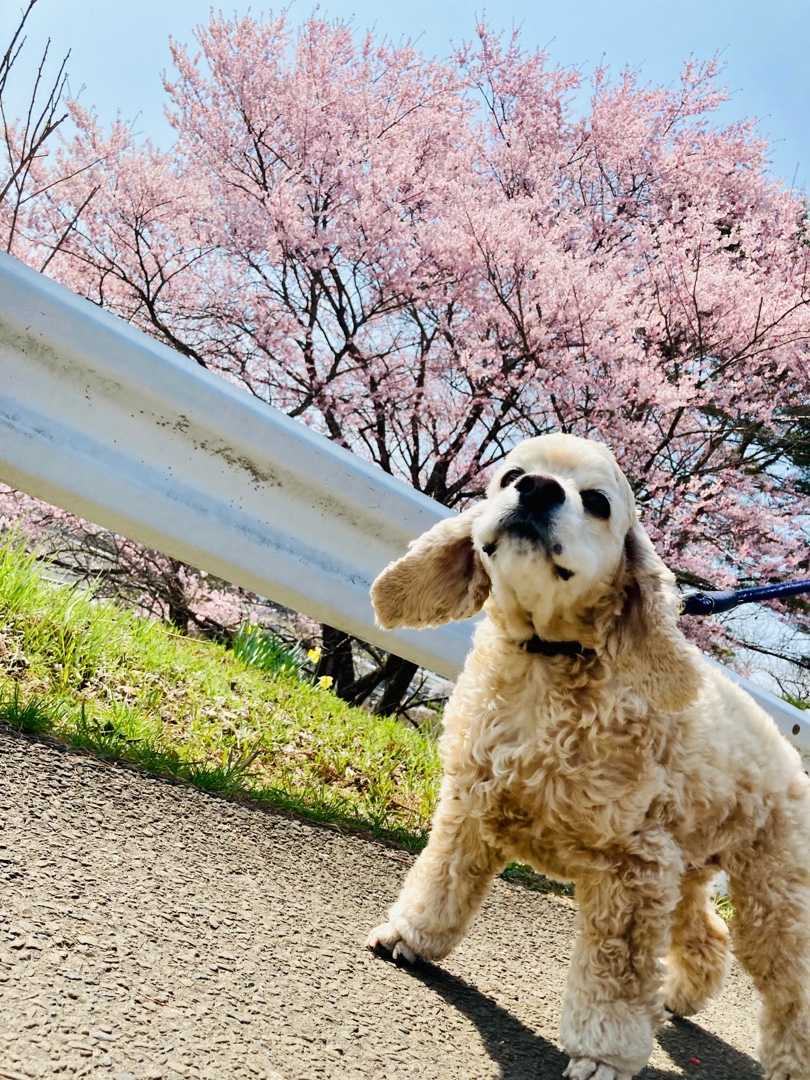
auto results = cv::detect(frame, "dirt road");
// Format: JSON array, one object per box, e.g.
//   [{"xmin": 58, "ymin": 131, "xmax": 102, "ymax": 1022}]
[{"xmin": 0, "ymin": 729, "xmax": 761, "ymax": 1079}]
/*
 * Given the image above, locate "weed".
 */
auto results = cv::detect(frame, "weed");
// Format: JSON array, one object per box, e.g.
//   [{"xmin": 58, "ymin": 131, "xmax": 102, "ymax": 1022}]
[
  {"xmin": 0, "ymin": 683, "xmax": 65, "ymax": 735},
  {"xmin": 231, "ymin": 624, "xmax": 304, "ymax": 678}
]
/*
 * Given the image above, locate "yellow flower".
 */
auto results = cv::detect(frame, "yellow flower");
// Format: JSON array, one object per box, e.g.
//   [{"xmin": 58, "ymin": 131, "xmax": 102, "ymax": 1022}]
[
  {"xmin": 317, "ymin": 674, "xmax": 334, "ymax": 690},
  {"xmin": 307, "ymin": 646, "xmax": 322, "ymax": 664}
]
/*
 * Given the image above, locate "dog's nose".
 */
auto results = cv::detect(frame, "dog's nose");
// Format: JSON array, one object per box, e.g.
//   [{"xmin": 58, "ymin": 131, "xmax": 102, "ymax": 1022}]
[{"xmin": 516, "ymin": 474, "xmax": 565, "ymax": 513}]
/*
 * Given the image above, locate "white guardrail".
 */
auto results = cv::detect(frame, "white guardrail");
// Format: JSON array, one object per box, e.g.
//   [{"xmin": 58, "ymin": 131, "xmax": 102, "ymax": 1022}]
[{"xmin": 1, "ymin": 252, "xmax": 808, "ymax": 762}]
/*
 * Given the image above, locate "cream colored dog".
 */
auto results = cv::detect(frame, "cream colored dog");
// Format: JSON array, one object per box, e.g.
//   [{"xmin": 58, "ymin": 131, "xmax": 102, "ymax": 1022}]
[{"xmin": 367, "ymin": 433, "xmax": 810, "ymax": 1080}]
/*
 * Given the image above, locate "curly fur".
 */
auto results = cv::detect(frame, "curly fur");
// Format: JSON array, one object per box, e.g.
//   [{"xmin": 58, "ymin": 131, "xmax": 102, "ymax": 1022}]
[{"xmin": 368, "ymin": 433, "xmax": 810, "ymax": 1080}]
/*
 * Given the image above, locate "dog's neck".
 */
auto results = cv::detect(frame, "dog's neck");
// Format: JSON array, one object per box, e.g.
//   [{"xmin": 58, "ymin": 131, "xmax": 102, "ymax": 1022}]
[{"xmin": 485, "ymin": 576, "xmax": 624, "ymax": 658}]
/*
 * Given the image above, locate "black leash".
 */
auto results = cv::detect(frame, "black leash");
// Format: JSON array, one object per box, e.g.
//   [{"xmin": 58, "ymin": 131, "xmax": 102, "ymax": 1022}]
[{"xmin": 681, "ymin": 579, "xmax": 810, "ymax": 617}]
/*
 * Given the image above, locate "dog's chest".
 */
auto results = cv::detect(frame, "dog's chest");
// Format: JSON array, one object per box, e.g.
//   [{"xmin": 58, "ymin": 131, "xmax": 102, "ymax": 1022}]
[{"xmin": 443, "ymin": 678, "xmax": 661, "ymax": 847}]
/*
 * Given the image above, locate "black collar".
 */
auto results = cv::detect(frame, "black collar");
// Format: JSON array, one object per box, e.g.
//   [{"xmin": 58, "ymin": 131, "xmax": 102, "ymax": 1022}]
[{"xmin": 521, "ymin": 635, "xmax": 596, "ymax": 659}]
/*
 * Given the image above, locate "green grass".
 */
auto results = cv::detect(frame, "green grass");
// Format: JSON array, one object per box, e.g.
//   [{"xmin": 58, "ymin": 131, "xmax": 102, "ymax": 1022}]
[
  {"xmin": 0, "ymin": 541, "xmax": 443, "ymax": 852},
  {"xmin": 713, "ymin": 892, "xmax": 735, "ymax": 922},
  {"xmin": 784, "ymin": 692, "xmax": 808, "ymax": 711}
]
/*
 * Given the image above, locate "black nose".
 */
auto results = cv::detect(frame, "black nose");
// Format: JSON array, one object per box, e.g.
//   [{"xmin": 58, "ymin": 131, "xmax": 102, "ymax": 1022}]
[{"xmin": 516, "ymin": 474, "xmax": 565, "ymax": 514}]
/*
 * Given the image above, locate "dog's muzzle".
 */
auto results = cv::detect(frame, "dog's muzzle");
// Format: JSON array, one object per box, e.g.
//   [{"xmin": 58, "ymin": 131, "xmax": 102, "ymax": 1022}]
[{"xmin": 500, "ymin": 474, "xmax": 565, "ymax": 548}]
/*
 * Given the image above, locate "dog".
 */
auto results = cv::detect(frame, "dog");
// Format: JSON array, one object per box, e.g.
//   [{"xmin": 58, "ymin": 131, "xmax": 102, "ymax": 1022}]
[{"xmin": 367, "ymin": 432, "xmax": 810, "ymax": 1080}]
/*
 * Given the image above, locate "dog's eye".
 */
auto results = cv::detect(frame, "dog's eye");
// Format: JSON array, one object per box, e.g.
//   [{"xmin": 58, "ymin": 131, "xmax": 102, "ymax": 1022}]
[
  {"xmin": 581, "ymin": 489, "xmax": 611, "ymax": 519},
  {"xmin": 500, "ymin": 468, "xmax": 525, "ymax": 489}
]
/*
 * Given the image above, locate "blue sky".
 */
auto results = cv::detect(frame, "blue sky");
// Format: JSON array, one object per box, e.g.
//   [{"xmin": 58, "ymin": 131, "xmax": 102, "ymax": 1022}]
[{"xmin": 4, "ymin": 0, "xmax": 809, "ymax": 191}]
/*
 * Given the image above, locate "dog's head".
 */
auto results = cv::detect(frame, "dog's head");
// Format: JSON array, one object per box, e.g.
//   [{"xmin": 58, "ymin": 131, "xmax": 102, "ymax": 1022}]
[{"xmin": 372, "ymin": 433, "xmax": 699, "ymax": 709}]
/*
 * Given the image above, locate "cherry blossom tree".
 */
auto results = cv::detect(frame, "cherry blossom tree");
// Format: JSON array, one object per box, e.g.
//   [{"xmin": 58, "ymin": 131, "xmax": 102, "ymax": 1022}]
[{"xmin": 9, "ymin": 12, "xmax": 810, "ymax": 709}]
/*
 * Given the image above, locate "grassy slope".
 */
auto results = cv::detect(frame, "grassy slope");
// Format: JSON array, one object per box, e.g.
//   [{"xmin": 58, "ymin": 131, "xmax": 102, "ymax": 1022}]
[{"xmin": 0, "ymin": 542, "xmax": 442, "ymax": 852}]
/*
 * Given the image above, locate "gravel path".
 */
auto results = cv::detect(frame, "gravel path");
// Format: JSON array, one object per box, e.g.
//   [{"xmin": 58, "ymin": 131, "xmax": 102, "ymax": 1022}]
[{"xmin": 0, "ymin": 727, "xmax": 761, "ymax": 1080}]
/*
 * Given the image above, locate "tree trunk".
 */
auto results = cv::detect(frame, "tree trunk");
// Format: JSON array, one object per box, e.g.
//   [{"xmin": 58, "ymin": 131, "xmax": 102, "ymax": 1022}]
[
  {"xmin": 317, "ymin": 628, "xmax": 418, "ymax": 717},
  {"xmin": 342, "ymin": 660, "xmax": 392, "ymax": 705},
  {"xmin": 374, "ymin": 657, "xmax": 418, "ymax": 717},
  {"xmin": 164, "ymin": 563, "xmax": 193, "ymax": 631},
  {"xmin": 315, "ymin": 624, "xmax": 356, "ymax": 696}
]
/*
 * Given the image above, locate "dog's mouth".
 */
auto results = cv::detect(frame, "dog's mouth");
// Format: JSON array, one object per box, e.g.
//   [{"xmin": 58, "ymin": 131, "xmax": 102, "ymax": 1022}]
[
  {"xmin": 485, "ymin": 510, "xmax": 575, "ymax": 580},
  {"xmin": 499, "ymin": 508, "xmax": 553, "ymax": 549}
]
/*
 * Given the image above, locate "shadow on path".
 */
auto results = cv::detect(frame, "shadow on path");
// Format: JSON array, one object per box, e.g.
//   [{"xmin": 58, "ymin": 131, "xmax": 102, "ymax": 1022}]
[
  {"xmin": 650, "ymin": 1014, "xmax": 762, "ymax": 1079},
  {"xmin": 407, "ymin": 961, "xmax": 568, "ymax": 1079},
  {"xmin": 404, "ymin": 962, "xmax": 762, "ymax": 1079}
]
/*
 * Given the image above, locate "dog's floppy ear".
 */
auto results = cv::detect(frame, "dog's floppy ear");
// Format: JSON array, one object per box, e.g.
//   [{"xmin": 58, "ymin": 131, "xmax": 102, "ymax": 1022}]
[
  {"xmin": 615, "ymin": 524, "xmax": 701, "ymax": 712},
  {"xmin": 371, "ymin": 507, "xmax": 490, "ymax": 629}
]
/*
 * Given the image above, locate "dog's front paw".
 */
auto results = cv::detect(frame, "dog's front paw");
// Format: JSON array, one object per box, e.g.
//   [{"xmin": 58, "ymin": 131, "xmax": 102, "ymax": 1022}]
[
  {"xmin": 367, "ymin": 921, "xmax": 421, "ymax": 964},
  {"xmin": 563, "ymin": 1059, "xmax": 632, "ymax": 1080}
]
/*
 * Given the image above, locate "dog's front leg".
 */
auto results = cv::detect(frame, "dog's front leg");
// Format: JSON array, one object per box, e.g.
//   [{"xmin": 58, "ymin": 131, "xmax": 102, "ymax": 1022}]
[
  {"xmin": 368, "ymin": 780, "xmax": 504, "ymax": 963},
  {"xmin": 561, "ymin": 829, "xmax": 683, "ymax": 1080}
]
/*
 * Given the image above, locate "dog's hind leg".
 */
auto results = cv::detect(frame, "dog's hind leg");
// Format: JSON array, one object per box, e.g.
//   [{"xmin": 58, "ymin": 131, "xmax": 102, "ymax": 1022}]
[
  {"xmin": 561, "ymin": 828, "xmax": 683, "ymax": 1080},
  {"xmin": 367, "ymin": 779, "xmax": 505, "ymax": 964},
  {"xmin": 662, "ymin": 866, "xmax": 730, "ymax": 1017},
  {"xmin": 726, "ymin": 782, "xmax": 810, "ymax": 1080}
]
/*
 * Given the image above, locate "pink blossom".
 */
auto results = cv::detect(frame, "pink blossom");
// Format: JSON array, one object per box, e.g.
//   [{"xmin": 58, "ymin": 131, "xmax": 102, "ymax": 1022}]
[{"xmin": 6, "ymin": 14, "xmax": 810, "ymax": 665}]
